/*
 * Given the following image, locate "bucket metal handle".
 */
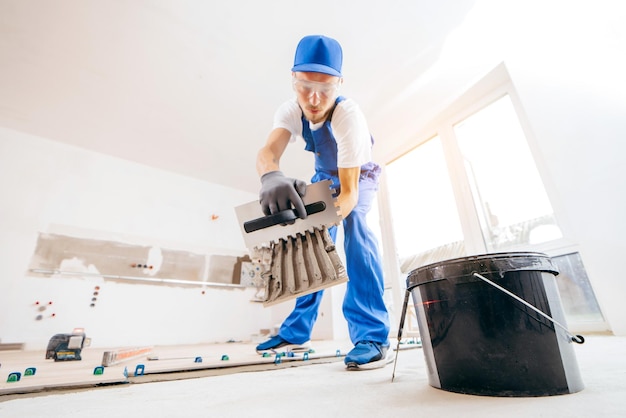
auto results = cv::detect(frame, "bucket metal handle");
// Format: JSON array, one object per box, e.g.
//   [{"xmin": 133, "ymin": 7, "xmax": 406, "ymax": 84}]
[{"xmin": 473, "ymin": 272, "xmax": 584, "ymax": 344}]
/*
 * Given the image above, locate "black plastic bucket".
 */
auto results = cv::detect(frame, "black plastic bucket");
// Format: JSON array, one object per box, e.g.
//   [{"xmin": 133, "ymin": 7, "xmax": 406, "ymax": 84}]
[{"xmin": 407, "ymin": 252, "xmax": 584, "ymax": 397}]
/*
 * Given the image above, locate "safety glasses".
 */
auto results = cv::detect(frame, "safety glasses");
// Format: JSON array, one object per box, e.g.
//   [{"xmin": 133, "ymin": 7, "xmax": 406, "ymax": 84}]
[{"xmin": 292, "ymin": 77, "xmax": 341, "ymax": 99}]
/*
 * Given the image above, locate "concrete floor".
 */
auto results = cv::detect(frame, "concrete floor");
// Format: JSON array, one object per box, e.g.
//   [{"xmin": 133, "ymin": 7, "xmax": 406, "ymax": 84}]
[{"xmin": 0, "ymin": 335, "xmax": 624, "ymax": 417}]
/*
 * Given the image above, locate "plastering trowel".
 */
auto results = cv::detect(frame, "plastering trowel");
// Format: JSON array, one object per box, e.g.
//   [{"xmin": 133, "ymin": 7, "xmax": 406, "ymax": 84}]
[{"xmin": 235, "ymin": 180, "xmax": 347, "ymax": 306}]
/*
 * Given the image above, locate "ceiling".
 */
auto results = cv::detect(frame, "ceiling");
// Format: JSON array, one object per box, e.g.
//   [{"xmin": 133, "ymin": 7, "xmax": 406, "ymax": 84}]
[{"xmin": 0, "ymin": 0, "xmax": 476, "ymax": 194}]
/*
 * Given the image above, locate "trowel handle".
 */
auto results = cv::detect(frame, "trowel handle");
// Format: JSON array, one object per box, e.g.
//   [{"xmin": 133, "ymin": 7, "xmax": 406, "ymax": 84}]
[{"xmin": 244, "ymin": 201, "xmax": 326, "ymax": 233}]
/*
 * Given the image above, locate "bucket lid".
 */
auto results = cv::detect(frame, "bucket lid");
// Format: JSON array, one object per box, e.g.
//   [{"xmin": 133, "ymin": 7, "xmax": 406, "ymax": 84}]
[{"xmin": 406, "ymin": 252, "xmax": 558, "ymax": 289}]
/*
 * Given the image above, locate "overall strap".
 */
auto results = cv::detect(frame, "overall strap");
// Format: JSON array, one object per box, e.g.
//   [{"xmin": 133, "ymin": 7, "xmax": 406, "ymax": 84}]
[{"xmin": 301, "ymin": 96, "xmax": 345, "ymax": 152}]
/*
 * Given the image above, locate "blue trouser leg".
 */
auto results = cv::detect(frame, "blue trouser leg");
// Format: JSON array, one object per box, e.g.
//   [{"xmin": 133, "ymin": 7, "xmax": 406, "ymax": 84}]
[
  {"xmin": 342, "ymin": 182, "xmax": 390, "ymax": 345},
  {"xmin": 278, "ymin": 181, "xmax": 389, "ymax": 345},
  {"xmin": 277, "ymin": 289, "xmax": 324, "ymax": 344}
]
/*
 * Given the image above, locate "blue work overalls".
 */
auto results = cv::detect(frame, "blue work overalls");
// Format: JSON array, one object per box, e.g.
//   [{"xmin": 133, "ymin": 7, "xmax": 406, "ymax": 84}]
[{"xmin": 278, "ymin": 97, "xmax": 390, "ymax": 345}]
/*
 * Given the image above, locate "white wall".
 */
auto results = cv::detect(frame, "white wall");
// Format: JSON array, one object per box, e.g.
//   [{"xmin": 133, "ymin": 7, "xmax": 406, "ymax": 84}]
[
  {"xmin": 371, "ymin": 0, "xmax": 626, "ymax": 335},
  {"xmin": 0, "ymin": 126, "xmax": 274, "ymax": 349},
  {"xmin": 2, "ymin": 0, "xmax": 624, "ymax": 349}
]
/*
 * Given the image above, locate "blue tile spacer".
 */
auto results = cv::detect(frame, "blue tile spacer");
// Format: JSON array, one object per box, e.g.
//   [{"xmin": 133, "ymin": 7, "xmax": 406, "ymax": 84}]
[
  {"xmin": 194, "ymin": 356, "xmax": 203, "ymax": 363},
  {"xmin": 24, "ymin": 367, "xmax": 37, "ymax": 376},
  {"xmin": 287, "ymin": 351, "xmax": 295, "ymax": 358},
  {"xmin": 123, "ymin": 367, "xmax": 128, "ymax": 378},
  {"xmin": 274, "ymin": 355, "xmax": 282, "ymax": 365},
  {"xmin": 335, "ymin": 349, "xmax": 341, "ymax": 357},
  {"xmin": 134, "ymin": 364, "xmax": 145, "ymax": 376},
  {"xmin": 303, "ymin": 352, "xmax": 309, "ymax": 361}
]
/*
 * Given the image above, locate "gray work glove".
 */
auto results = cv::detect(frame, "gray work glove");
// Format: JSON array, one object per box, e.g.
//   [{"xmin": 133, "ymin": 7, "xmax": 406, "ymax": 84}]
[{"xmin": 259, "ymin": 171, "xmax": 307, "ymax": 219}]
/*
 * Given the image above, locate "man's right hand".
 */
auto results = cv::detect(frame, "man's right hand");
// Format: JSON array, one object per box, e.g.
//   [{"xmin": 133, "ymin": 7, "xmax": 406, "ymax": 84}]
[{"xmin": 259, "ymin": 171, "xmax": 307, "ymax": 219}]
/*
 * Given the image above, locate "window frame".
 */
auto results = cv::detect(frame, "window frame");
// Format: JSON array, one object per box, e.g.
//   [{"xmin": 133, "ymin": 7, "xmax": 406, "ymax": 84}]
[{"xmin": 379, "ymin": 63, "xmax": 608, "ymax": 332}]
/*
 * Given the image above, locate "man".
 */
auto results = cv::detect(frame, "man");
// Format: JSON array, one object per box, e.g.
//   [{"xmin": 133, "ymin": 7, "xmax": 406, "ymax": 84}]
[{"xmin": 255, "ymin": 35, "xmax": 390, "ymax": 370}]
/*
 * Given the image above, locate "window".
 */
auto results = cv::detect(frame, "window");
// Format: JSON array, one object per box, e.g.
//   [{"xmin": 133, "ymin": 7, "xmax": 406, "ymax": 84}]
[
  {"xmin": 382, "ymin": 67, "xmax": 607, "ymax": 331},
  {"xmin": 385, "ymin": 135, "xmax": 464, "ymax": 272},
  {"xmin": 453, "ymin": 94, "xmax": 562, "ymax": 252},
  {"xmin": 551, "ymin": 252, "xmax": 605, "ymax": 327}
]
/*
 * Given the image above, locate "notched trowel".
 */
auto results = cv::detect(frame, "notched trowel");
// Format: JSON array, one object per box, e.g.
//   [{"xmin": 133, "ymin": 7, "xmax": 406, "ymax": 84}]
[{"xmin": 235, "ymin": 180, "xmax": 348, "ymax": 307}]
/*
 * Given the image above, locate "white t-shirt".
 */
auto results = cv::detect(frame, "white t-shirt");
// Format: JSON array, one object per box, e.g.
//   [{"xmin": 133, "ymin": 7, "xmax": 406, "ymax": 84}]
[{"xmin": 272, "ymin": 98, "xmax": 372, "ymax": 168}]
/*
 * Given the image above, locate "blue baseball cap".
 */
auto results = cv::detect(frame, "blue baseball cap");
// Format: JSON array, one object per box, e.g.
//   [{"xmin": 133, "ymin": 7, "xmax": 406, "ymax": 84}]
[{"xmin": 291, "ymin": 35, "xmax": 343, "ymax": 77}]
